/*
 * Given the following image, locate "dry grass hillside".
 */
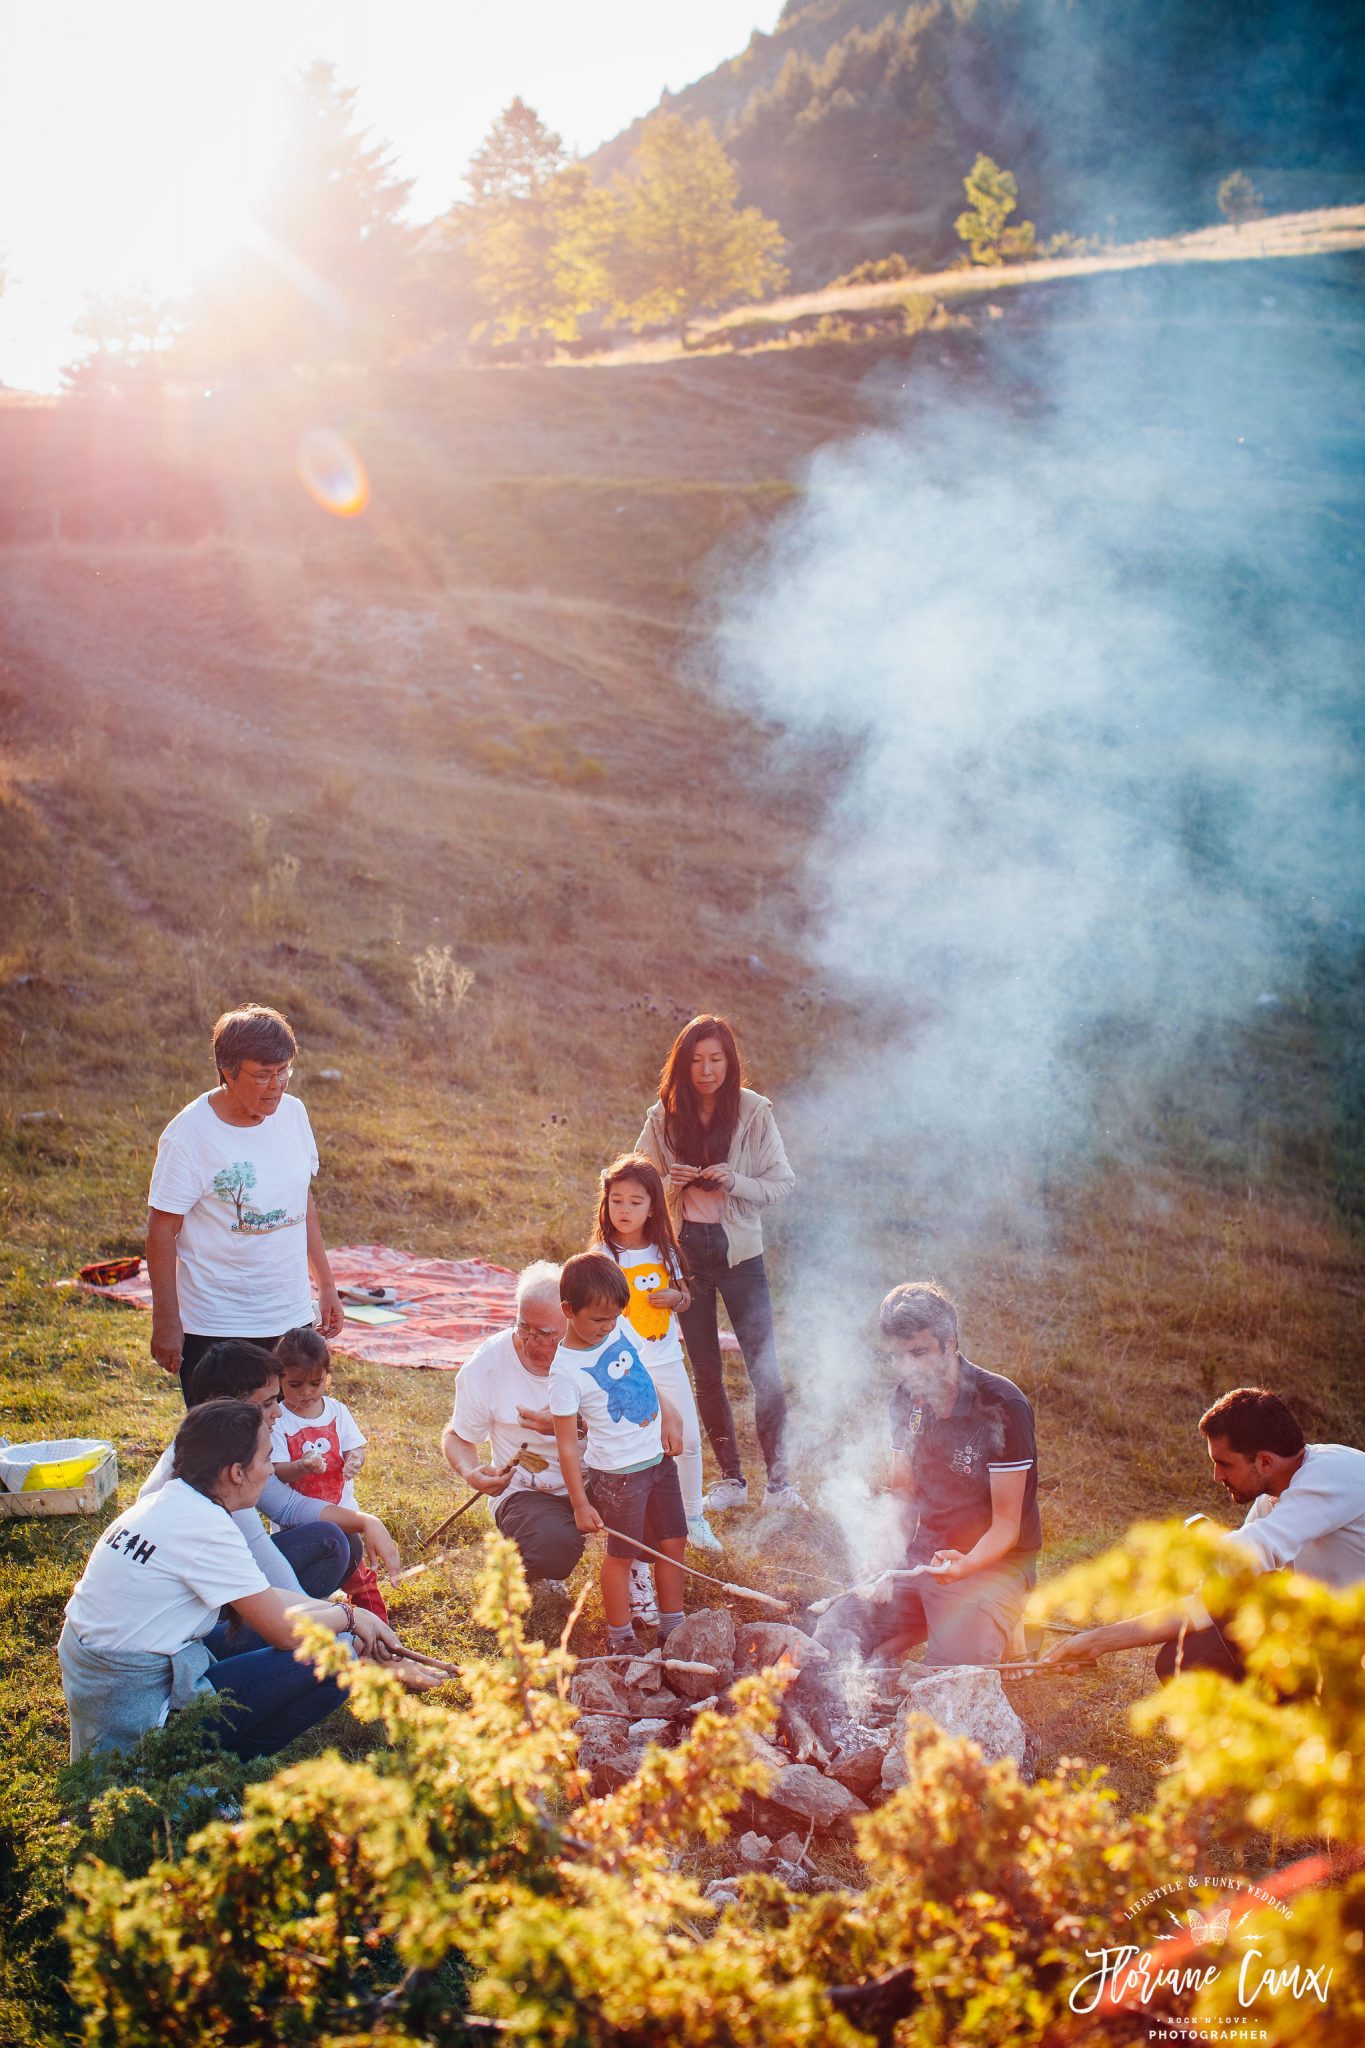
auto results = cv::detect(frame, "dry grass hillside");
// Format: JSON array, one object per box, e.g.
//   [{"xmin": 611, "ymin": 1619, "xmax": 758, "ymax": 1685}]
[
  {"xmin": 1, "ymin": 269, "xmax": 1362, "ymax": 2039},
  {"xmin": 0, "ymin": 344, "xmax": 895, "ymax": 1264}
]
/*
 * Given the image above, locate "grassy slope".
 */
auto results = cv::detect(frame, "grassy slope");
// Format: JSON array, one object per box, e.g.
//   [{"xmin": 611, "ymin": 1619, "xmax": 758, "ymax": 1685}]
[{"xmin": 1, "ymin": 287, "xmax": 1361, "ymax": 2037}]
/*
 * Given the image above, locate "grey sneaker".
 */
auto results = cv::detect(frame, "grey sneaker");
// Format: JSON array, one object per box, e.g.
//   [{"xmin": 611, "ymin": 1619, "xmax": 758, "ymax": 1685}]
[
  {"xmin": 687, "ymin": 1513, "xmax": 724, "ymax": 1553},
  {"xmin": 629, "ymin": 1560, "xmax": 660, "ymax": 1625},
  {"xmin": 703, "ymin": 1476, "xmax": 749, "ymax": 1513},
  {"xmin": 762, "ymin": 1482, "xmax": 810, "ymax": 1512},
  {"xmin": 533, "ymin": 1577, "xmax": 569, "ymax": 1598}
]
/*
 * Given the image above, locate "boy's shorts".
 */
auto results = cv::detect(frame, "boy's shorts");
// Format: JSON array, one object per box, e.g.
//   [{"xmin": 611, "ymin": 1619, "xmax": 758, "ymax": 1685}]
[{"xmin": 586, "ymin": 1456, "xmax": 686, "ymax": 1560}]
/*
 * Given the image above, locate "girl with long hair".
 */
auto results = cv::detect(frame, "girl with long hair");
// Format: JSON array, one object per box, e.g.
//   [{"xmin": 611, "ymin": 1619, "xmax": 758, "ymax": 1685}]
[
  {"xmin": 635, "ymin": 1015, "xmax": 804, "ymax": 1514},
  {"xmin": 590, "ymin": 1155, "xmax": 720, "ymax": 1592}
]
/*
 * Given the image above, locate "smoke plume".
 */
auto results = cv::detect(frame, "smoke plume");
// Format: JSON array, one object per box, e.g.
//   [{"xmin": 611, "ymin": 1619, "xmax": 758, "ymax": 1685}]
[{"xmin": 710, "ymin": 267, "xmax": 1363, "ymax": 1554}]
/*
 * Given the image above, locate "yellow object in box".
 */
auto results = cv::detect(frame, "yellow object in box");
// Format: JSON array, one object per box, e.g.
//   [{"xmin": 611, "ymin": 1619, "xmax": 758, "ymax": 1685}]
[{"xmin": 23, "ymin": 1447, "xmax": 108, "ymax": 1490}]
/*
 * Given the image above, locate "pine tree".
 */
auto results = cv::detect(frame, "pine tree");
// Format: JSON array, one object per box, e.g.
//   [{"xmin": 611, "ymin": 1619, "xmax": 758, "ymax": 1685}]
[
  {"xmin": 606, "ymin": 116, "xmax": 787, "ymax": 339},
  {"xmin": 1217, "ymin": 170, "xmax": 1264, "ymax": 229},
  {"xmin": 955, "ymin": 153, "xmax": 1036, "ymax": 266},
  {"xmin": 178, "ymin": 62, "xmax": 416, "ymax": 376},
  {"xmin": 458, "ymin": 99, "xmax": 612, "ymax": 345}
]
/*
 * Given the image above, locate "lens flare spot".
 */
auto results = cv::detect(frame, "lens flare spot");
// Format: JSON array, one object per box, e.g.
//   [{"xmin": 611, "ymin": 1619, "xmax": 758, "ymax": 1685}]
[{"xmin": 296, "ymin": 428, "xmax": 368, "ymax": 517}]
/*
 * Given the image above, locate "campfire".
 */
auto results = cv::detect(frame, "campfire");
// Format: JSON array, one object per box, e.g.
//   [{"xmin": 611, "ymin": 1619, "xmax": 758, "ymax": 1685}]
[{"xmin": 569, "ymin": 1604, "xmax": 1035, "ymax": 1883}]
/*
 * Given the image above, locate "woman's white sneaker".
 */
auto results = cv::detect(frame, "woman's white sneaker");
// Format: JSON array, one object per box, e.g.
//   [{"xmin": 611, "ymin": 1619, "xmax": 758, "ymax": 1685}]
[
  {"xmin": 687, "ymin": 1514, "xmax": 724, "ymax": 1553},
  {"xmin": 703, "ymin": 1476, "xmax": 749, "ymax": 1512},
  {"xmin": 762, "ymin": 1482, "xmax": 809, "ymax": 1512}
]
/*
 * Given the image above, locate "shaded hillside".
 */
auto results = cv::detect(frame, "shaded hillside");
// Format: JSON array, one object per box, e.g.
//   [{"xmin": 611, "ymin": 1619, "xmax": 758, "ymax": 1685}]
[{"xmin": 595, "ymin": 0, "xmax": 1365, "ymax": 286}]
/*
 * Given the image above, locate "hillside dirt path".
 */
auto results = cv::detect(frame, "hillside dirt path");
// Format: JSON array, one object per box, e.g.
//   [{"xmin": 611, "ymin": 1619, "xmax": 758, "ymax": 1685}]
[{"xmin": 703, "ymin": 203, "xmax": 1365, "ymax": 330}]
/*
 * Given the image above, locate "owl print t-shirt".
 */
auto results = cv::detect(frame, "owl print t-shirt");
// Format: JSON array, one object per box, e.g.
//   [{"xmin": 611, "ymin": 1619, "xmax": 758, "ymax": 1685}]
[
  {"xmin": 595, "ymin": 1242, "xmax": 685, "ymax": 1371},
  {"xmin": 548, "ymin": 1329, "xmax": 664, "ymax": 1474},
  {"xmin": 888, "ymin": 1358, "xmax": 1041, "ymax": 1565}
]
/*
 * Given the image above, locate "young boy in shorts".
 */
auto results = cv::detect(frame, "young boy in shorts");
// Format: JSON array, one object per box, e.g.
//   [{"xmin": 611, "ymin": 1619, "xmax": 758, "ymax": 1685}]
[{"xmin": 550, "ymin": 1251, "xmax": 687, "ymax": 1653}]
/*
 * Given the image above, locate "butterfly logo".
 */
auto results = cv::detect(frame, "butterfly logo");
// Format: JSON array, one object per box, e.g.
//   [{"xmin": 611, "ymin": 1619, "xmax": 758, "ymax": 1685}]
[{"xmin": 1158, "ymin": 1906, "xmax": 1242, "ymax": 1945}]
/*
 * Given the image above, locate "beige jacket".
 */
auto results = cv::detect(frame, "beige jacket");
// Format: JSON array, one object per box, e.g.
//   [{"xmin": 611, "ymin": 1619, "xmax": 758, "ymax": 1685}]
[{"xmin": 635, "ymin": 1087, "xmax": 795, "ymax": 1268}]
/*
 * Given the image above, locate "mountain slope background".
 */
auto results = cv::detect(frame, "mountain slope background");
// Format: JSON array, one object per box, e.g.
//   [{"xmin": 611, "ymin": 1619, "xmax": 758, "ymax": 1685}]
[{"xmin": 594, "ymin": 0, "xmax": 1365, "ymax": 285}]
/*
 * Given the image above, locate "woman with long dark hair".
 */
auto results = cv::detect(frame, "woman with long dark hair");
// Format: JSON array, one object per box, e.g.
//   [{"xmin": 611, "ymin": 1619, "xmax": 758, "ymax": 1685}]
[{"xmin": 635, "ymin": 1015, "xmax": 804, "ymax": 1513}]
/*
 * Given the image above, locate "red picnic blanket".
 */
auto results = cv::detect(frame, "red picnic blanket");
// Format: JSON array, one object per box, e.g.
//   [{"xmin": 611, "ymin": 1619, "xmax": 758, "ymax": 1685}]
[{"xmin": 74, "ymin": 1243, "xmax": 518, "ymax": 1371}]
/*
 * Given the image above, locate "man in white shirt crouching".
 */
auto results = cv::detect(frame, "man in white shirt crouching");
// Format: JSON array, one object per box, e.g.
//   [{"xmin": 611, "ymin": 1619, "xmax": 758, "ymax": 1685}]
[
  {"xmin": 1045, "ymin": 1386, "xmax": 1365, "ymax": 1680},
  {"xmin": 441, "ymin": 1261, "xmax": 584, "ymax": 1596}
]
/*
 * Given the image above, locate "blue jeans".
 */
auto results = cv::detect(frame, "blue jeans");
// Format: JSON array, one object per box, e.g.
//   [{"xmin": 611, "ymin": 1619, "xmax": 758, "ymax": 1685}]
[
  {"xmin": 206, "ymin": 1641, "xmax": 347, "ymax": 1760},
  {"xmin": 204, "ymin": 1523, "xmax": 354, "ymax": 1659},
  {"xmin": 677, "ymin": 1223, "xmax": 789, "ymax": 1486}
]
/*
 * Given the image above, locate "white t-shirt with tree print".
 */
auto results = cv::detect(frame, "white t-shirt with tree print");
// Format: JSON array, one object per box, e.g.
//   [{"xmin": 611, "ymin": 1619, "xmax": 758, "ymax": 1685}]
[{"xmin": 148, "ymin": 1092, "xmax": 319, "ymax": 1334}]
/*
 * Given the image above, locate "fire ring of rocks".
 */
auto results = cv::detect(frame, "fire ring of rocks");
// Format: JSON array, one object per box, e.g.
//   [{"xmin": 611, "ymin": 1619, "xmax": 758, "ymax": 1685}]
[{"xmin": 568, "ymin": 1608, "xmax": 1029, "ymax": 1891}]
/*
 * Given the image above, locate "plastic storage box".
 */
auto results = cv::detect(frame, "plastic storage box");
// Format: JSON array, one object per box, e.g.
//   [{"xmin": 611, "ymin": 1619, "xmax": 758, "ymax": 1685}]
[{"xmin": 0, "ymin": 1439, "xmax": 118, "ymax": 1519}]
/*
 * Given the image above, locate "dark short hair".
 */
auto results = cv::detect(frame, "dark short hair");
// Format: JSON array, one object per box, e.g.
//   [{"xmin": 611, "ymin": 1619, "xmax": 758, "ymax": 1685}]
[
  {"xmin": 275, "ymin": 1326, "xmax": 330, "ymax": 1375},
  {"xmin": 879, "ymin": 1282, "xmax": 959, "ymax": 1350},
  {"xmin": 560, "ymin": 1251, "xmax": 629, "ymax": 1315},
  {"xmin": 187, "ymin": 1339, "xmax": 281, "ymax": 1406},
  {"xmin": 1199, "ymin": 1387, "xmax": 1305, "ymax": 1458},
  {"xmin": 171, "ymin": 1398, "xmax": 268, "ymax": 1496},
  {"xmin": 212, "ymin": 1004, "xmax": 296, "ymax": 1080}
]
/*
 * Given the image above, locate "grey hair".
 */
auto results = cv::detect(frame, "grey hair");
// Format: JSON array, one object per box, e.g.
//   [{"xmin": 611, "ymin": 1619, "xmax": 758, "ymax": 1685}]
[
  {"xmin": 515, "ymin": 1259, "xmax": 565, "ymax": 1312},
  {"xmin": 879, "ymin": 1282, "xmax": 959, "ymax": 1350}
]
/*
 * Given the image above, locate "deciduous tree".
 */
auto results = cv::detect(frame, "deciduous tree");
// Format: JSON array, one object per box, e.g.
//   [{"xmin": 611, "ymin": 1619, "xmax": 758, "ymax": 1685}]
[
  {"xmin": 62, "ymin": 288, "xmax": 184, "ymax": 395},
  {"xmin": 955, "ymin": 152, "xmax": 1036, "ymax": 266},
  {"xmin": 459, "ymin": 99, "xmax": 611, "ymax": 344},
  {"xmin": 606, "ymin": 116, "xmax": 787, "ymax": 338}
]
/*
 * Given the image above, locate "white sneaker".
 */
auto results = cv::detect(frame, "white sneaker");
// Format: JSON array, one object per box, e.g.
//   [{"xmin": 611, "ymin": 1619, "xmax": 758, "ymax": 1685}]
[
  {"xmin": 703, "ymin": 1476, "xmax": 749, "ymax": 1513},
  {"xmin": 629, "ymin": 1560, "xmax": 660, "ymax": 1625},
  {"xmin": 687, "ymin": 1514, "xmax": 724, "ymax": 1553},
  {"xmin": 533, "ymin": 1578, "xmax": 569, "ymax": 1599},
  {"xmin": 762, "ymin": 1482, "xmax": 810, "ymax": 1512}
]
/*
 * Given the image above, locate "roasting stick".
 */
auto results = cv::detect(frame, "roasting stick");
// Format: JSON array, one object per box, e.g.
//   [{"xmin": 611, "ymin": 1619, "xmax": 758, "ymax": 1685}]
[
  {"xmin": 375, "ymin": 1644, "xmax": 463, "ymax": 1677},
  {"xmin": 418, "ymin": 1444, "xmax": 548, "ymax": 1550},
  {"xmin": 807, "ymin": 1561, "xmax": 948, "ymax": 1618},
  {"xmin": 596, "ymin": 1522, "xmax": 791, "ymax": 1612}
]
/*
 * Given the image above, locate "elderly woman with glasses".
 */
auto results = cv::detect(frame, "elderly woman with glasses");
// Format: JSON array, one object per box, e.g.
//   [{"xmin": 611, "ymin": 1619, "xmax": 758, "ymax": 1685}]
[
  {"xmin": 146, "ymin": 1003, "xmax": 344, "ymax": 1406},
  {"xmin": 440, "ymin": 1260, "xmax": 585, "ymax": 1597}
]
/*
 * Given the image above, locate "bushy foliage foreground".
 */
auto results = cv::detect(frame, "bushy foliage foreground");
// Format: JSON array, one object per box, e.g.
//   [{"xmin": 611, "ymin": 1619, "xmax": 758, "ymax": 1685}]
[{"xmin": 64, "ymin": 1531, "xmax": 1364, "ymax": 2046}]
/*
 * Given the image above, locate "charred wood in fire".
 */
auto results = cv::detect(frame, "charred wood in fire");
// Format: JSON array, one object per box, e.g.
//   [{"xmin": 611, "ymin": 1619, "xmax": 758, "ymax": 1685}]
[{"xmin": 778, "ymin": 1698, "xmax": 832, "ymax": 1769}]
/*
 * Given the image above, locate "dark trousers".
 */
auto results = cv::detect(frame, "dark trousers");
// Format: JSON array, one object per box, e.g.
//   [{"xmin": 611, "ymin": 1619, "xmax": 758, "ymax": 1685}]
[
  {"xmin": 180, "ymin": 1330, "xmax": 284, "ymax": 1408},
  {"xmin": 677, "ymin": 1223, "xmax": 788, "ymax": 1486},
  {"xmin": 206, "ymin": 1642, "xmax": 346, "ymax": 1760},
  {"xmin": 494, "ymin": 1488, "xmax": 587, "ymax": 1583},
  {"xmin": 1155, "ymin": 1622, "xmax": 1245, "ymax": 1684}
]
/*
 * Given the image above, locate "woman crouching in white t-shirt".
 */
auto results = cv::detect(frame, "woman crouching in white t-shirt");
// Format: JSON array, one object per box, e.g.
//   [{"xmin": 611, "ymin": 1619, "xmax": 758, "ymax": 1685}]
[{"xmin": 59, "ymin": 1399, "xmax": 435, "ymax": 1761}]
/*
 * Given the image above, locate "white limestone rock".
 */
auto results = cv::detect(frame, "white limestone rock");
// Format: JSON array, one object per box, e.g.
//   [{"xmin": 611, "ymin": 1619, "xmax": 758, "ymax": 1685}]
[{"xmin": 881, "ymin": 1666, "xmax": 1027, "ymax": 1791}]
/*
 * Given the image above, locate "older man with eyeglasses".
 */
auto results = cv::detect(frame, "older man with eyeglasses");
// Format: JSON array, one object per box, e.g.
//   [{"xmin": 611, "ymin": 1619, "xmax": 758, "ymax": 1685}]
[
  {"xmin": 146, "ymin": 1003, "xmax": 345, "ymax": 1406},
  {"xmin": 440, "ymin": 1260, "xmax": 584, "ymax": 1595}
]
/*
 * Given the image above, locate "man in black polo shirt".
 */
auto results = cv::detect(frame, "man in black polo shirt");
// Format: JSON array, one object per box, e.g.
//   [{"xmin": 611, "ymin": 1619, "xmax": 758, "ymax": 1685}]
[{"xmin": 814, "ymin": 1282, "xmax": 1041, "ymax": 1666}]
